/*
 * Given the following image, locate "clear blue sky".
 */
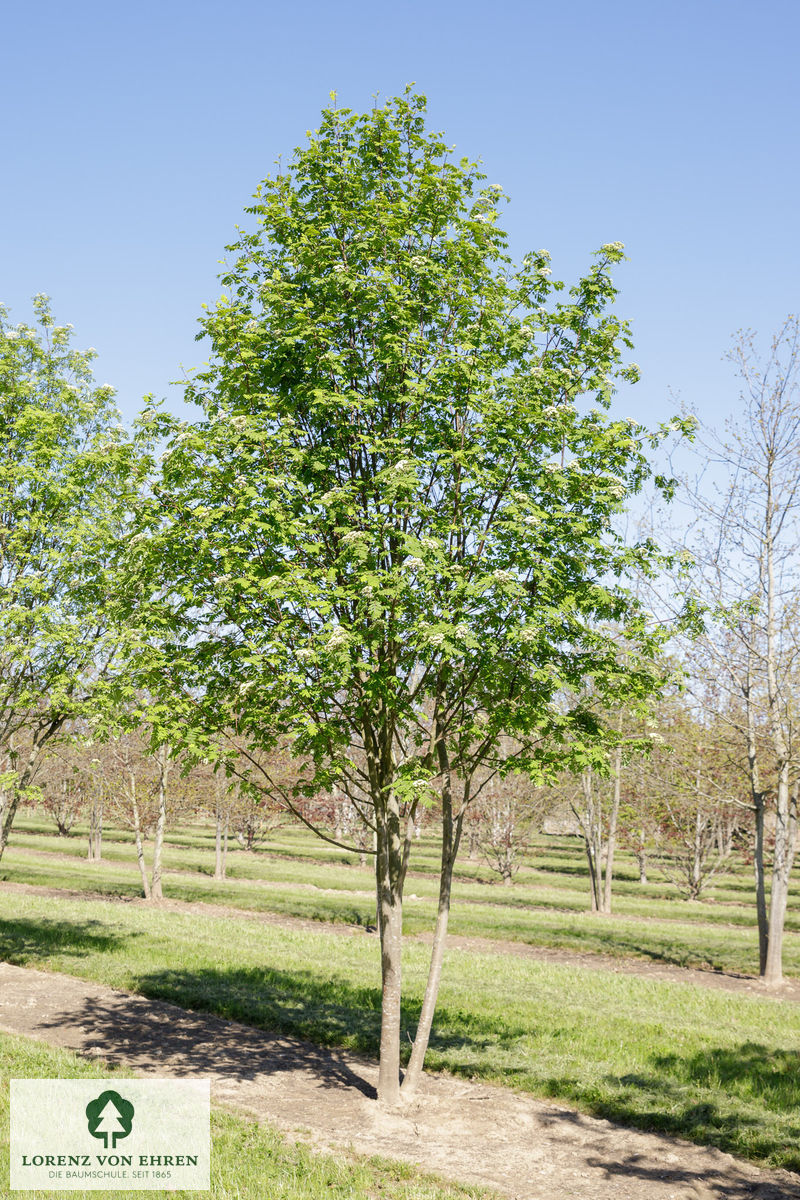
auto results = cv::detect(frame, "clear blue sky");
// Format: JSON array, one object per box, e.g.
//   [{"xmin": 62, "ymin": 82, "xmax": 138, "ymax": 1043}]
[{"xmin": 2, "ymin": 0, "xmax": 798, "ymax": 430}]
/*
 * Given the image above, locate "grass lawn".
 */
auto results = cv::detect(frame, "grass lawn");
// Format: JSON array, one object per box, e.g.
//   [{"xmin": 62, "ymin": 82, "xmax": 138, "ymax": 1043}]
[
  {"xmin": 5, "ymin": 815, "xmax": 800, "ymax": 978},
  {"xmin": 1, "ymin": 890, "xmax": 799, "ymax": 1171},
  {"xmin": 0, "ymin": 1031, "xmax": 488, "ymax": 1200}
]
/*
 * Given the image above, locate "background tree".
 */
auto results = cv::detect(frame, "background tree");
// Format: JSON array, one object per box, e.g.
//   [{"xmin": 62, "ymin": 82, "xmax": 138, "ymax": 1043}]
[
  {"xmin": 677, "ymin": 317, "xmax": 800, "ymax": 982},
  {"xmin": 138, "ymin": 91, "xmax": 684, "ymax": 1104},
  {"xmin": 0, "ymin": 297, "xmax": 146, "ymax": 859},
  {"xmin": 472, "ymin": 748, "xmax": 553, "ymax": 885},
  {"xmin": 646, "ymin": 703, "xmax": 746, "ymax": 900}
]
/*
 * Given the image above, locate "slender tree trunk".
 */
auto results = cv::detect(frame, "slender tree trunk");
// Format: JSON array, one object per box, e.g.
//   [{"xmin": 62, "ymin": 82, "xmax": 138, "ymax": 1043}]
[
  {"xmin": 753, "ymin": 798, "xmax": 768, "ymax": 973},
  {"xmin": 761, "ymin": 476, "xmax": 793, "ymax": 985},
  {"xmin": 402, "ymin": 749, "xmax": 465, "ymax": 1097},
  {"xmin": 88, "ymin": 793, "xmax": 103, "ymax": 861},
  {"xmin": 130, "ymin": 772, "xmax": 151, "ymax": 901},
  {"xmin": 0, "ymin": 741, "xmax": 39, "ymax": 860},
  {"xmin": 149, "ymin": 747, "xmax": 169, "ymax": 902},
  {"xmin": 637, "ymin": 845, "xmax": 648, "ymax": 884},
  {"xmin": 375, "ymin": 795, "xmax": 403, "ymax": 1105},
  {"xmin": 576, "ymin": 772, "xmax": 602, "ymax": 911},
  {"xmin": 214, "ymin": 776, "xmax": 226, "ymax": 880},
  {"xmin": 602, "ymin": 747, "xmax": 621, "ymax": 914},
  {"xmin": 763, "ymin": 764, "xmax": 796, "ymax": 985},
  {"xmin": 744, "ymin": 648, "xmax": 769, "ymax": 974}
]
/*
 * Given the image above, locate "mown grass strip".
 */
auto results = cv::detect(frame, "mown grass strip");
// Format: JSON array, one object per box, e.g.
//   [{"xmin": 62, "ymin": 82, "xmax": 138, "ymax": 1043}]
[
  {"xmin": 2, "ymin": 846, "xmax": 796, "ymax": 977},
  {"xmin": 1, "ymin": 891, "xmax": 799, "ymax": 1171}
]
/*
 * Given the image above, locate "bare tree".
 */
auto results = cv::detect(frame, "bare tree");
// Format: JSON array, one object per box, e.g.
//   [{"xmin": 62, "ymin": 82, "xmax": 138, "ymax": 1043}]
[{"xmin": 678, "ymin": 317, "xmax": 800, "ymax": 982}]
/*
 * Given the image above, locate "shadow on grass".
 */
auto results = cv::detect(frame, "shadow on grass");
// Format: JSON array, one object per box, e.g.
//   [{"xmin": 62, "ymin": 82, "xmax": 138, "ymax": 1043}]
[
  {"xmin": 537, "ymin": 1043, "xmax": 800, "ymax": 1173},
  {"xmin": 26, "ymin": 958, "xmax": 800, "ymax": 1171},
  {"xmin": 39, "ymin": 966, "xmax": 382, "ymax": 1099},
  {"xmin": 0, "ymin": 915, "xmax": 136, "ymax": 962}
]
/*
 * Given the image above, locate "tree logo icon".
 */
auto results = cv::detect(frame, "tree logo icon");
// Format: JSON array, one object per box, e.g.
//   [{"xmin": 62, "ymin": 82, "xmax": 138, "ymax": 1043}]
[{"xmin": 85, "ymin": 1090, "xmax": 135, "ymax": 1149}]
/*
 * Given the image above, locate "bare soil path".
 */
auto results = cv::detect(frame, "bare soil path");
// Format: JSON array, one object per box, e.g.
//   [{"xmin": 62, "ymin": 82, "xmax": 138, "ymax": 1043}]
[{"xmin": 1, "ymin": 960, "xmax": 799, "ymax": 1200}]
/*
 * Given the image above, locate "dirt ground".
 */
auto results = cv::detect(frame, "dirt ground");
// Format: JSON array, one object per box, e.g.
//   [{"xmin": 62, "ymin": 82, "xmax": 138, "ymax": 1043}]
[{"xmin": 2, "ymin": 906, "xmax": 800, "ymax": 1199}]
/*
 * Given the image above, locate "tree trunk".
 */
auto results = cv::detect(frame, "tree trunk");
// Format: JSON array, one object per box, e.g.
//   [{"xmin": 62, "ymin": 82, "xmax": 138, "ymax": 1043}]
[
  {"xmin": 88, "ymin": 793, "xmax": 103, "ymax": 861},
  {"xmin": 131, "ymin": 772, "xmax": 151, "ymax": 901},
  {"xmin": 637, "ymin": 846, "xmax": 648, "ymax": 884},
  {"xmin": 602, "ymin": 747, "xmax": 621, "ymax": 914},
  {"xmin": 753, "ymin": 797, "xmax": 768, "ymax": 973},
  {"xmin": 763, "ymin": 766, "xmax": 797, "ymax": 985},
  {"xmin": 375, "ymin": 802, "xmax": 403, "ymax": 1106},
  {"xmin": 402, "ymin": 752, "xmax": 464, "ymax": 1098},
  {"xmin": 149, "ymin": 747, "xmax": 169, "ymax": 902},
  {"xmin": 0, "ymin": 741, "xmax": 40, "ymax": 861},
  {"xmin": 214, "ymin": 777, "xmax": 226, "ymax": 880}
]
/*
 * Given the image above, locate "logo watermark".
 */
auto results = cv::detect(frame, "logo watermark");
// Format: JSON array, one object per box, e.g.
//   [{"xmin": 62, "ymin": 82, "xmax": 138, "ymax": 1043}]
[{"xmin": 10, "ymin": 1079, "xmax": 210, "ymax": 1190}]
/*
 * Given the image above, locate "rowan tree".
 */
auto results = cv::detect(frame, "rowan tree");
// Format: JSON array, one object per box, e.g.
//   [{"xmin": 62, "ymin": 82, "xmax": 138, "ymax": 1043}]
[{"xmin": 136, "ymin": 90, "xmax": 685, "ymax": 1104}]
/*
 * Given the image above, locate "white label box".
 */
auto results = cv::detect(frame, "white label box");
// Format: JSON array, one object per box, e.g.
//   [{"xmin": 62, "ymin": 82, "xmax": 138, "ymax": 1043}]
[{"xmin": 10, "ymin": 1078, "xmax": 210, "ymax": 1190}]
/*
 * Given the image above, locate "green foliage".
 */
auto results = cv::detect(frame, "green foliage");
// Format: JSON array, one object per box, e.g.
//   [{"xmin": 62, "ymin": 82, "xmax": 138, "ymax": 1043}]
[
  {"xmin": 139, "ymin": 89, "xmax": 678, "ymax": 793},
  {"xmin": 0, "ymin": 298, "xmax": 148, "ymax": 804}
]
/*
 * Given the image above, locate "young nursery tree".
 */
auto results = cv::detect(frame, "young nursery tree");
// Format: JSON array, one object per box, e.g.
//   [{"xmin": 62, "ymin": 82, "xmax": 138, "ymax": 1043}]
[
  {"xmin": 680, "ymin": 318, "xmax": 800, "ymax": 982},
  {"xmin": 0, "ymin": 298, "xmax": 146, "ymax": 859},
  {"xmin": 140, "ymin": 90, "xmax": 682, "ymax": 1104}
]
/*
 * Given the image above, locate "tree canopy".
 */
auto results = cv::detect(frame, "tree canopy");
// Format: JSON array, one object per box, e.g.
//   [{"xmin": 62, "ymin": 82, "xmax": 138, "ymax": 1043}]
[
  {"xmin": 0, "ymin": 296, "xmax": 147, "ymax": 856},
  {"xmin": 136, "ymin": 89, "xmax": 685, "ymax": 1102}
]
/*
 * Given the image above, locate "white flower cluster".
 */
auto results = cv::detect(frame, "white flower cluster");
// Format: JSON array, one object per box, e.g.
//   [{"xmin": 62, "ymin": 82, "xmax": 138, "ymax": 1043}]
[
  {"xmin": 230, "ymin": 415, "xmax": 247, "ymax": 430},
  {"xmin": 601, "ymin": 241, "xmax": 625, "ymax": 253},
  {"xmin": 404, "ymin": 556, "xmax": 424, "ymax": 570},
  {"xmin": 493, "ymin": 569, "xmax": 515, "ymax": 583},
  {"xmin": 427, "ymin": 631, "xmax": 446, "ymax": 647},
  {"xmin": 327, "ymin": 625, "xmax": 350, "ymax": 647}
]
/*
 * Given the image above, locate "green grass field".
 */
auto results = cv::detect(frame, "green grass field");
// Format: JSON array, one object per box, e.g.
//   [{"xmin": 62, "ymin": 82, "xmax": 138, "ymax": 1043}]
[
  {"xmin": 3, "ymin": 813, "xmax": 799, "ymax": 977},
  {"xmin": 2, "ymin": 889, "xmax": 800, "ymax": 1170},
  {"xmin": 2, "ymin": 813, "xmax": 800, "ymax": 1177}
]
